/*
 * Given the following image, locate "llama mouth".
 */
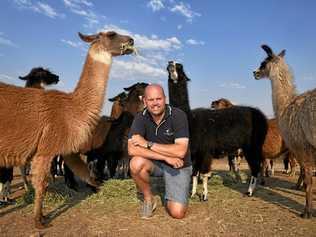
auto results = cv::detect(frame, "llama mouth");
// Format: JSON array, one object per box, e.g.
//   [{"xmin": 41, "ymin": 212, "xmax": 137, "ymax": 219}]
[
  {"xmin": 120, "ymin": 43, "xmax": 138, "ymax": 55},
  {"xmin": 253, "ymin": 71, "xmax": 261, "ymax": 80}
]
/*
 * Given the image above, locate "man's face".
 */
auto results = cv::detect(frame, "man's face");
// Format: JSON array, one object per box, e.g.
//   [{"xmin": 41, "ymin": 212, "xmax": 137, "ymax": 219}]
[{"xmin": 144, "ymin": 86, "xmax": 166, "ymax": 116}]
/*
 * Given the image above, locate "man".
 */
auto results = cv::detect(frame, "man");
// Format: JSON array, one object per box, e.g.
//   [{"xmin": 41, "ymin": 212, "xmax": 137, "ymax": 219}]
[{"xmin": 128, "ymin": 84, "xmax": 192, "ymax": 219}]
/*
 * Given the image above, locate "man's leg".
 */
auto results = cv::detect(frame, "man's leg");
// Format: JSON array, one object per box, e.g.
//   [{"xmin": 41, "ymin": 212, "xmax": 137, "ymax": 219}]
[
  {"xmin": 130, "ymin": 156, "xmax": 160, "ymax": 219},
  {"xmin": 129, "ymin": 156, "xmax": 154, "ymax": 202},
  {"xmin": 166, "ymin": 201, "xmax": 188, "ymax": 219},
  {"xmin": 163, "ymin": 165, "xmax": 192, "ymax": 219}
]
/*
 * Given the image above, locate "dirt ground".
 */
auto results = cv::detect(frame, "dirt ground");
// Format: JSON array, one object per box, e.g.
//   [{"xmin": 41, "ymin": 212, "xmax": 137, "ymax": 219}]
[{"xmin": 1, "ymin": 159, "xmax": 316, "ymax": 237}]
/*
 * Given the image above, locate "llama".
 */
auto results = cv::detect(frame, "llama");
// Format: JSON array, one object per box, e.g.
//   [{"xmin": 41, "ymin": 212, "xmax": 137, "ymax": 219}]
[
  {"xmin": 210, "ymin": 98, "xmax": 242, "ymax": 174},
  {"xmin": 167, "ymin": 61, "xmax": 268, "ymax": 201},
  {"xmin": 261, "ymin": 118, "xmax": 289, "ymax": 177},
  {"xmin": 0, "ymin": 67, "xmax": 59, "ymax": 206},
  {"xmin": 0, "ymin": 31, "xmax": 134, "ymax": 228},
  {"xmin": 211, "ymin": 98, "xmax": 234, "ymax": 110},
  {"xmin": 86, "ymin": 82, "xmax": 148, "ymax": 180},
  {"xmin": 253, "ymin": 44, "xmax": 316, "ymax": 218},
  {"xmin": 108, "ymin": 92, "xmax": 128, "ymax": 119},
  {"xmin": 211, "ymin": 99, "xmax": 291, "ymax": 178}
]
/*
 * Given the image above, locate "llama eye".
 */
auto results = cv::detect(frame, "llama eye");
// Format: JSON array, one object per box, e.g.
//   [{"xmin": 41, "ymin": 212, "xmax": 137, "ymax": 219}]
[{"xmin": 107, "ymin": 31, "xmax": 117, "ymax": 38}]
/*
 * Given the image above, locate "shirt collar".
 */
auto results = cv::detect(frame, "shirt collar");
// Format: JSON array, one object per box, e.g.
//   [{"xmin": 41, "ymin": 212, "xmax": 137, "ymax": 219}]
[{"xmin": 142, "ymin": 104, "xmax": 172, "ymax": 121}]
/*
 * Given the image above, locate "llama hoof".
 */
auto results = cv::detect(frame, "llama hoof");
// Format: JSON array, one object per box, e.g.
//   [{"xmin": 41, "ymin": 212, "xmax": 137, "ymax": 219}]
[
  {"xmin": 300, "ymin": 211, "xmax": 313, "ymax": 219},
  {"xmin": 201, "ymin": 195, "xmax": 208, "ymax": 202},
  {"xmin": 35, "ymin": 215, "xmax": 52, "ymax": 229},
  {"xmin": 245, "ymin": 191, "xmax": 253, "ymax": 197}
]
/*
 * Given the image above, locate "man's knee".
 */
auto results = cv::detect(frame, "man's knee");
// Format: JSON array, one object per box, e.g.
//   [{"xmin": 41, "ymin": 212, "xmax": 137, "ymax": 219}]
[
  {"xmin": 166, "ymin": 201, "xmax": 187, "ymax": 219},
  {"xmin": 129, "ymin": 156, "xmax": 150, "ymax": 174}
]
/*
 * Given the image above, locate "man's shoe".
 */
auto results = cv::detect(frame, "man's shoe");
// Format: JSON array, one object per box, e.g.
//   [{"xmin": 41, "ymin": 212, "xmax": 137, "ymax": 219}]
[{"xmin": 140, "ymin": 199, "xmax": 157, "ymax": 219}]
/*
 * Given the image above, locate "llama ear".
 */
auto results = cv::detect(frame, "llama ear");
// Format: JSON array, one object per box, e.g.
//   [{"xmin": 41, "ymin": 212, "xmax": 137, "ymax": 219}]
[
  {"xmin": 78, "ymin": 32, "xmax": 99, "ymax": 43},
  {"xmin": 261, "ymin": 45, "xmax": 274, "ymax": 57},
  {"xmin": 278, "ymin": 49, "xmax": 286, "ymax": 58},
  {"xmin": 19, "ymin": 76, "xmax": 27, "ymax": 80},
  {"xmin": 108, "ymin": 97, "xmax": 115, "ymax": 102}
]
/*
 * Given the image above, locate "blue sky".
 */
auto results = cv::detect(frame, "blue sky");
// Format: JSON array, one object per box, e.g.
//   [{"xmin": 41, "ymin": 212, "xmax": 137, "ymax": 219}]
[{"xmin": 1, "ymin": 0, "xmax": 316, "ymax": 117}]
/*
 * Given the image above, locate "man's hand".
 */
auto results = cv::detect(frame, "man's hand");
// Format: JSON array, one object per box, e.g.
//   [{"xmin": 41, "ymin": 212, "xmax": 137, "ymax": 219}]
[
  {"xmin": 130, "ymin": 134, "xmax": 147, "ymax": 148},
  {"xmin": 164, "ymin": 157, "xmax": 184, "ymax": 169}
]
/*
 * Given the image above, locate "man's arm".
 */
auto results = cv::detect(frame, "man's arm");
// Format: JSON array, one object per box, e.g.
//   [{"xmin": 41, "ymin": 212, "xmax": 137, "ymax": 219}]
[
  {"xmin": 150, "ymin": 138, "xmax": 188, "ymax": 159},
  {"xmin": 128, "ymin": 139, "xmax": 184, "ymax": 168},
  {"xmin": 130, "ymin": 135, "xmax": 188, "ymax": 159}
]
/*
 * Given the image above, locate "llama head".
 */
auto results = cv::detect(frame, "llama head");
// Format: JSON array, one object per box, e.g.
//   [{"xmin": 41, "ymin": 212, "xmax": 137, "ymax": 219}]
[
  {"xmin": 253, "ymin": 45, "xmax": 286, "ymax": 80},
  {"xmin": 124, "ymin": 82, "xmax": 148, "ymax": 101},
  {"xmin": 211, "ymin": 98, "xmax": 233, "ymax": 110},
  {"xmin": 78, "ymin": 31, "xmax": 135, "ymax": 57},
  {"xmin": 108, "ymin": 92, "xmax": 128, "ymax": 107},
  {"xmin": 124, "ymin": 82, "xmax": 149, "ymax": 112},
  {"xmin": 167, "ymin": 61, "xmax": 190, "ymax": 84},
  {"xmin": 19, "ymin": 67, "xmax": 59, "ymax": 88}
]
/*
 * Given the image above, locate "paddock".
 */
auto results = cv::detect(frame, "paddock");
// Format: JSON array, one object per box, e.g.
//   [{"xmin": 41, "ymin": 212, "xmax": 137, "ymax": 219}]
[{"xmin": 0, "ymin": 159, "xmax": 315, "ymax": 236}]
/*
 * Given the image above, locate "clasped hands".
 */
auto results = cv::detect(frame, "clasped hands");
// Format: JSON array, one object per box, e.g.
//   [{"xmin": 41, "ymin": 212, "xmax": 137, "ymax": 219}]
[{"xmin": 130, "ymin": 134, "xmax": 184, "ymax": 169}]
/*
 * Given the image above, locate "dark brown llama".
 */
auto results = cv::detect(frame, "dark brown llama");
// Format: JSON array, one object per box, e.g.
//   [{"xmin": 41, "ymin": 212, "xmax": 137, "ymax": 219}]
[
  {"xmin": 254, "ymin": 44, "xmax": 316, "ymax": 218},
  {"xmin": 0, "ymin": 31, "xmax": 134, "ymax": 228}
]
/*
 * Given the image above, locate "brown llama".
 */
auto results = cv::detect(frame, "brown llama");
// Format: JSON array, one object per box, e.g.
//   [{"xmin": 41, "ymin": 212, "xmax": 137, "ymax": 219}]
[
  {"xmin": 254, "ymin": 44, "xmax": 316, "ymax": 218},
  {"xmin": 108, "ymin": 92, "xmax": 128, "ymax": 119},
  {"xmin": 211, "ymin": 98, "xmax": 234, "ymax": 110},
  {"xmin": 0, "ymin": 31, "xmax": 134, "ymax": 228},
  {"xmin": 0, "ymin": 67, "xmax": 59, "ymax": 206}
]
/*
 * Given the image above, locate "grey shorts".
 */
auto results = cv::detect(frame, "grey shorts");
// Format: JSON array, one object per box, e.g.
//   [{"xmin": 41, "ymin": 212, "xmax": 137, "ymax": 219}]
[{"xmin": 151, "ymin": 161, "xmax": 192, "ymax": 205}]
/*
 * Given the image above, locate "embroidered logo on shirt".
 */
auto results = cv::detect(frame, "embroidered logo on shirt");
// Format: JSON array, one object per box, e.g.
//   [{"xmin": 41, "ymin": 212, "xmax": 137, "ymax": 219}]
[{"xmin": 164, "ymin": 129, "xmax": 174, "ymax": 136}]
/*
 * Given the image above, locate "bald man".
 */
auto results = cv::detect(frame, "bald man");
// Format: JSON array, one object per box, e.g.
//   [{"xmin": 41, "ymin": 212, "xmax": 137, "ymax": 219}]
[{"xmin": 128, "ymin": 84, "xmax": 192, "ymax": 219}]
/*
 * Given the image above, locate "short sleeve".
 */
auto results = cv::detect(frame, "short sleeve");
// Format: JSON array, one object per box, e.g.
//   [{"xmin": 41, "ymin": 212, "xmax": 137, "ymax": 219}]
[
  {"xmin": 128, "ymin": 113, "xmax": 146, "ymax": 139},
  {"xmin": 173, "ymin": 109, "xmax": 189, "ymax": 139}
]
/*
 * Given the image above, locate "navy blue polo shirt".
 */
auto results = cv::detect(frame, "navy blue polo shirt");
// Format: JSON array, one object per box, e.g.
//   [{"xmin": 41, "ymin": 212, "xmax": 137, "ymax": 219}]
[{"xmin": 128, "ymin": 105, "xmax": 191, "ymax": 167}]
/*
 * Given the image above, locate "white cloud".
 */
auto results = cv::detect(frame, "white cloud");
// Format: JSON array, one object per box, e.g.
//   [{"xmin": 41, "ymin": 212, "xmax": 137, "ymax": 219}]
[
  {"xmin": 13, "ymin": 0, "xmax": 63, "ymax": 18},
  {"xmin": 35, "ymin": 2, "xmax": 59, "ymax": 18},
  {"xmin": 61, "ymin": 39, "xmax": 86, "ymax": 50},
  {"xmin": 111, "ymin": 60, "xmax": 167, "ymax": 80},
  {"xmin": 186, "ymin": 39, "xmax": 205, "ymax": 46},
  {"xmin": 0, "ymin": 74, "xmax": 14, "ymax": 81},
  {"xmin": 302, "ymin": 74, "xmax": 316, "ymax": 81},
  {"xmin": 63, "ymin": 0, "xmax": 99, "ymax": 28},
  {"xmin": 219, "ymin": 82, "xmax": 246, "ymax": 89},
  {"xmin": 147, "ymin": 0, "xmax": 165, "ymax": 12},
  {"xmin": 170, "ymin": 2, "xmax": 201, "ymax": 22},
  {"xmin": 0, "ymin": 35, "xmax": 18, "ymax": 48},
  {"xmin": 101, "ymin": 25, "xmax": 182, "ymax": 51}
]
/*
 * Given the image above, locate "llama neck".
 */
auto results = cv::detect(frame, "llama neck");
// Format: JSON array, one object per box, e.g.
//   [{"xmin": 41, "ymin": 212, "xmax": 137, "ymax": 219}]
[
  {"xmin": 73, "ymin": 47, "xmax": 112, "ymax": 119},
  {"xmin": 269, "ymin": 61, "xmax": 297, "ymax": 118},
  {"xmin": 168, "ymin": 79, "xmax": 191, "ymax": 115}
]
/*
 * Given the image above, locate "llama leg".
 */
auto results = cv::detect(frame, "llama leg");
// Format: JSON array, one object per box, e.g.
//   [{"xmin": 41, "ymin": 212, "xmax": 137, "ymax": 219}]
[
  {"xmin": 201, "ymin": 172, "xmax": 211, "ymax": 201},
  {"xmin": 270, "ymin": 160, "xmax": 274, "ymax": 176},
  {"xmin": 191, "ymin": 174, "xmax": 198, "ymax": 198},
  {"xmin": 123, "ymin": 156, "xmax": 130, "ymax": 179},
  {"xmin": 20, "ymin": 166, "xmax": 29, "ymax": 191},
  {"xmin": 295, "ymin": 167, "xmax": 305, "ymax": 190},
  {"xmin": 289, "ymin": 153, "xmax": 297, "ymax": 176},
  {"xmin": 302, "ymin": 166, "xmax": 313, "ymax": 218},
  {"xmin": 31, "ymin": 156, "xmax": 53, "ymax": 228},
  {"xmin": 247, "ymin": 176, "xmax": 257, "ymax": 197}
]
